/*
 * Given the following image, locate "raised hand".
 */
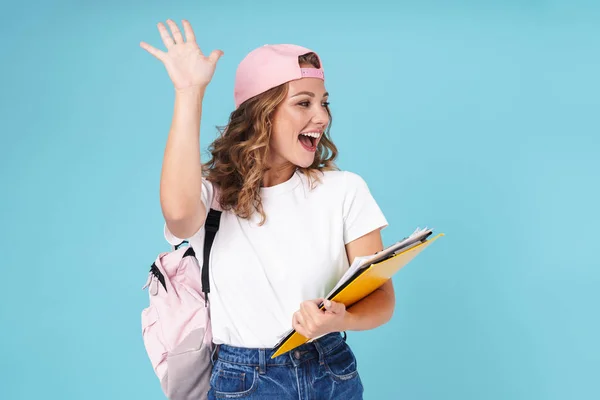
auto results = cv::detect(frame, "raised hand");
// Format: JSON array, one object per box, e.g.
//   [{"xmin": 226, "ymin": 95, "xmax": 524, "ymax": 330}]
[{"xmin": 140, "ymin": 19, "xmax": 224, "ymax": 92}]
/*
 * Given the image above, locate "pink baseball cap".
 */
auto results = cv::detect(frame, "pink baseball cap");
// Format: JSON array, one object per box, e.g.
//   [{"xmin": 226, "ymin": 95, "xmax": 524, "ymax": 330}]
[{"xmin": 233, "ymin": 44, "xmax": 325, "ymax": 108}]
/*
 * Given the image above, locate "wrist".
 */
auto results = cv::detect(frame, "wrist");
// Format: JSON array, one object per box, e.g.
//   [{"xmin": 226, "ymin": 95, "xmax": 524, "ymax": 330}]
[
  {"xmin": 339, "ymin": 310, "xmax": 356, "ymax": 332},
  {"xmin": 174, "ymin": 85, "xmax": 207, "ymax": 98}
]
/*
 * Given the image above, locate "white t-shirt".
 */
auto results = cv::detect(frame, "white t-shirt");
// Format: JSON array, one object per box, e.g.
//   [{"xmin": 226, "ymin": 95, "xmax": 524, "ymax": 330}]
[{"xmin": 164, "ymin": 170, "xmax": 388, "ymax": 348}]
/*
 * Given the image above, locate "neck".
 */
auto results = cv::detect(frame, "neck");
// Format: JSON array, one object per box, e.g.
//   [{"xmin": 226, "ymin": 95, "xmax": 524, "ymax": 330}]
[{"xmin": 262, "ymin": 162, "xmax": 296, "ymax": 187}]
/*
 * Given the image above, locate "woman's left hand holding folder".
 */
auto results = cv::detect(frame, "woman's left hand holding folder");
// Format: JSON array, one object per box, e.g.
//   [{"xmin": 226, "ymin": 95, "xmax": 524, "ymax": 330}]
[{"xmin": 292, "ymin": 299, "xmax": 347, "ymax": 339}]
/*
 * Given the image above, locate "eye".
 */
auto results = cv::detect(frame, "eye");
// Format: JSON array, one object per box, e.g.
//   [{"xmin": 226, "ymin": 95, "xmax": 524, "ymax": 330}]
[{"xmin": 297, "ymin": 100, "xmax": 330, "ymax": 108}]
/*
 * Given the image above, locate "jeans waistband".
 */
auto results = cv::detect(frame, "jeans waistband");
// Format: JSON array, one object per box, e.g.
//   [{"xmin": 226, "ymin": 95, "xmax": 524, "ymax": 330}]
[{"xmin": 214, "ymin": 332, "xmax": 346, "ymax": 371}]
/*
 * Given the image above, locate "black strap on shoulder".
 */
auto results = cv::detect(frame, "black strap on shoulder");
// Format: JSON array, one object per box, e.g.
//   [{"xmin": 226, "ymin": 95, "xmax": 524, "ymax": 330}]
[{"xmin": 202, "ymin": 208, "xmax": 222, "ymax": 306}]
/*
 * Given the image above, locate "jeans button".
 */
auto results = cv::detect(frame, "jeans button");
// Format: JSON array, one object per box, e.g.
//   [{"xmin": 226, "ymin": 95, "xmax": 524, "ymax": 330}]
[{"xmin": 294, "ymin": 350, "xmax": 301, "ymax": 359}]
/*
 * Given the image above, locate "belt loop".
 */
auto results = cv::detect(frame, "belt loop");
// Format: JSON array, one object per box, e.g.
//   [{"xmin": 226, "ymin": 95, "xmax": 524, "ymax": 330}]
[
  {"xmin": 258, "ymin": 348, "xmax": 266, "ymax": 374},
  {"xmin": 313, "ymin": 339, "xmax": 326, "ymax": 365}
]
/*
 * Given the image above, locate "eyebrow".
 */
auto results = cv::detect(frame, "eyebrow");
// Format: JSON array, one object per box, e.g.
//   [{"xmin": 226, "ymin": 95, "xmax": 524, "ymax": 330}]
[{"xmin": 290, "ymin": 91, "xmax": 329, "ymax": 98}]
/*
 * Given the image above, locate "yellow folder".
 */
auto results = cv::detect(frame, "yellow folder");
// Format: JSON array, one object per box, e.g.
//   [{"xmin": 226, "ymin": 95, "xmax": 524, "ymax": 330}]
[{"xmin": 271, "ymin": 232, "xmax": 444, "ymax": 359}]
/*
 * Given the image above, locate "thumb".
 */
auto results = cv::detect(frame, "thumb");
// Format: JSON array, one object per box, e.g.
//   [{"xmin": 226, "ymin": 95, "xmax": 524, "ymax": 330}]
[
  {"xmin": 324, "ymin": 299, "xmax": 345, "ymax": 314},
  {"xmin": 208, "ymin": 49, "xmax": 224, "ymax": 64}
]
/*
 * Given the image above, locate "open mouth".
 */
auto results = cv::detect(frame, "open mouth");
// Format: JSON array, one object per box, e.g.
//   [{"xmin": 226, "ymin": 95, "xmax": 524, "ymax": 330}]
[{"xmin": 298, "ymin": 131, "xmax": 321, "ymax": 152}]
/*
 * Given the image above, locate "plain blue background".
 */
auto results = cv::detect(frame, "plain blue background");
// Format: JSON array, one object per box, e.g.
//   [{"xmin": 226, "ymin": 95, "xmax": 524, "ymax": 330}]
[{"xmin": 1, "ymin": 0, "xmax": 598, "ymax": 399}]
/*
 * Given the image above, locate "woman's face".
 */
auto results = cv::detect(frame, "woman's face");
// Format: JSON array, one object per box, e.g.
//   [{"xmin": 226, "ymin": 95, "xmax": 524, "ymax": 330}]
[{"xmin": 269, "ymin": 76, "xmax": 330, "ymax": 170}]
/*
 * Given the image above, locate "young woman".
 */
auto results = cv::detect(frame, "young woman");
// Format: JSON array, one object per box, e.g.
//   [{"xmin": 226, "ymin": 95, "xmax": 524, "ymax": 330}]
[{"xmin": 140, "ymin": 19, "xmax": 395, "ymax": 399}]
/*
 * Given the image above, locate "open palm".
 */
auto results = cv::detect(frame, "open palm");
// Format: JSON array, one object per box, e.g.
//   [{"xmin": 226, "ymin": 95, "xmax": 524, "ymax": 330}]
[{"xmin": 140, "ymin": 19, "xmax": 223, "ymax": 92}]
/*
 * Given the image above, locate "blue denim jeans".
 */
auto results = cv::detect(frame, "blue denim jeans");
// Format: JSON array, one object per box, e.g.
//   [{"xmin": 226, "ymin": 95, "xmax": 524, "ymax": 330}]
[{"xmin": 207, "ymin": 332, "xmax": 364, "ymax": 399}]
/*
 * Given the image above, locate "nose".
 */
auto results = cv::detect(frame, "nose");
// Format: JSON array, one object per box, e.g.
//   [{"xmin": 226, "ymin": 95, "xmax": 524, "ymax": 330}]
[{"xmin": 312, "ymin": 104, "xmax": 330, "ymax": 128}]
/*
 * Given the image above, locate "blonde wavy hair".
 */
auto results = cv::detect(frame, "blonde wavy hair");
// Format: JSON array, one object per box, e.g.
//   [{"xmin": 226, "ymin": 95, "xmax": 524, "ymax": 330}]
[{"xmin": 203, "ymin": 52, "xmax": 338, "ymax": 224}]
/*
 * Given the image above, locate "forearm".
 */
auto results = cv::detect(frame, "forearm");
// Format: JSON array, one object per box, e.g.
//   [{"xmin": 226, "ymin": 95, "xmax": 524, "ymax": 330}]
[
  {"xmin": 160, "ymin": 88, "xmax": 206, "ymax": 224},
  {"xmin": 341, "ymin": 281, "xmax": 395, "ymax": 331}
]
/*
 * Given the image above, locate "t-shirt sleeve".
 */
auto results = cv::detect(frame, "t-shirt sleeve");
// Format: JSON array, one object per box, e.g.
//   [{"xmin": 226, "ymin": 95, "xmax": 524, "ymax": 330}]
[
  {"xmin": 342, "ymin": 171, "xmax": 388, "ymax": 244},
  {"xmin": 163, "ymin": 178, "xmax": 215, "ymax": 246}
]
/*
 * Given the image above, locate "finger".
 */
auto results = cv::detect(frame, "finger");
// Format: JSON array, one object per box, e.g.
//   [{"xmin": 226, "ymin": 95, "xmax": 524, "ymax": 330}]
[
  {"xmin": 293, "ymin": 313, "xmax": 310, "ymax": 338},
  {"xmin": 296, "ymin": 310, "xmax": 316, "ymax": 337},
  {"xmin": 166, "ymin": 19, "xmax": 184, "ymax": 45},
  {"xmin": 302, "ymin": 308, "xmax": 319, "ymax": 334},
  {"xmin": 181, "ymin": 19, "xmax": 197, "ymax": 45},
  {"xmin": 294, "ymin": 310, "xmax": 307, "ymax": 328},
  {"xmin": 208, "ymin": 49, "xmax": 224, "ymax": 64},
  {"xmin": 157, "ymin": 22, "xmax": 175, "ymax": 49},
  {"xmin": 139, "ymin": 41, "xmax": 165, "ymax": 61},
  {"xmin": 300, "ymin": 301, "xmax": 321, "ymax": 325}
]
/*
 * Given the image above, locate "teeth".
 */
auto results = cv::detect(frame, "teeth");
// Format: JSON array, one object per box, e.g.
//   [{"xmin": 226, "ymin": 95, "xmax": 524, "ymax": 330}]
[{"xmin": 300, "ymin": 132, "xmax": 321, "ymax": 138}]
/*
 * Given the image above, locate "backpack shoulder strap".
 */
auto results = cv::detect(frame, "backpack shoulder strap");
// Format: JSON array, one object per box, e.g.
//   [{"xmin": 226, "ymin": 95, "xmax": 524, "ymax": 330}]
[{"xmin": 201, "ymin": 187, "xmax": 222, "ymax": 304}]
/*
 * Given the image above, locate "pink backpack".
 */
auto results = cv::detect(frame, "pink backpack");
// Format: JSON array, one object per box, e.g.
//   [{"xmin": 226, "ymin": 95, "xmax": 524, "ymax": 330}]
[{"xmin": 141, "ymin": 207, "xmax": 221, "ymax": 400}]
